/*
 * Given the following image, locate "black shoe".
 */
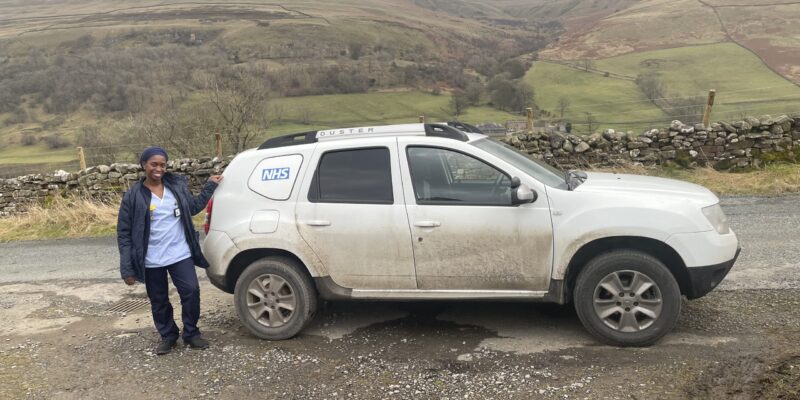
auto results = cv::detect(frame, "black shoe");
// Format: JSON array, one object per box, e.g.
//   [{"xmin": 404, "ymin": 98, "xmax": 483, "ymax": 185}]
[
  {"xmin": 155, "ymin": 339, "xmax": 177, "ymax": 355},
  {"xmin": 184, "ymin": 336, "xmax": 209, "ymax": 350}
]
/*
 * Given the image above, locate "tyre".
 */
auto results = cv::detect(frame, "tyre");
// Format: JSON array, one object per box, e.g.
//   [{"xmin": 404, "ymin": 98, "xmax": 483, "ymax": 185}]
[
  {"xmin": 234, "ymin": 257, "xmax": 318, "ymax": 340},
  {"xmin": 573, "ymin": 250, "xmax": 681, "ymax": 347}
]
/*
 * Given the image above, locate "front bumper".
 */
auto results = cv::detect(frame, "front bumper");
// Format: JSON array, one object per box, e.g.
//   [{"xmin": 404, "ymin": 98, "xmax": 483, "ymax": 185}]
[{"xmin": 685, "ymin": 247, "xmax": 740, "ymax": 299}]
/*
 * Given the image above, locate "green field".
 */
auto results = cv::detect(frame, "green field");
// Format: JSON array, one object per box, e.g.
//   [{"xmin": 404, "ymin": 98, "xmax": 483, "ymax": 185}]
[
  {"xmin": 264, "ymin": 91, "xmax": 519, "ymax": 136},
  {"xmin": 527, "ymin": 43, "xmax": 800, "ymax": 134},
  {"xmin": 525, "ymin": 62, "xmax": 668, "ymax": 134},
  {"xmin": 595, "ymin": 43, "xmax": 800, "ymax": 119}
]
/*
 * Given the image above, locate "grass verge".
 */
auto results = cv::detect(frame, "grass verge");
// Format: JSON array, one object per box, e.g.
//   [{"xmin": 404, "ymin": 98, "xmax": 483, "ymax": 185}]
[
  {"xmin": 599, "ymin": 163, "xmax": 800, "ymax": 196},
  {"xmin": 0, "ymin": 195, "xmax": 205, "ymax": 242},
  {"xmin": 0, "ymin": 196, "xmax": 120, "ymax": 242}
]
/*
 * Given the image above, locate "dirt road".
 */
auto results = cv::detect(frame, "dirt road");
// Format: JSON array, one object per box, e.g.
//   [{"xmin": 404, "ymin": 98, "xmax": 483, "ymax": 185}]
[{"xmin": 1, "ymin": 195, "xmax": 798, "ymax": 399}]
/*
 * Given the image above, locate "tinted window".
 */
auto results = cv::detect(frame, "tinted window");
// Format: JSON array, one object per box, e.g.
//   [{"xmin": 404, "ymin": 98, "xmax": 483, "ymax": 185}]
[
  {"xmin": 308, "ymin": 148, "xmax": 393, "ymax": 204},
  {"xmin": 407, "ymin": 147, "xmax": 511, "ymax": 205}
]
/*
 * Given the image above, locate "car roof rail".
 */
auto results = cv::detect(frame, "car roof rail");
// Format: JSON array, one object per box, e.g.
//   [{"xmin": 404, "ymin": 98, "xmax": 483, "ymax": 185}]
[
  {"xmin": 257, "ymin": 123, "xmax": 468, "ymax": 150},
  {"xmin": 258, "ymin": 131, "xmax": 318, "ymax": 150},
  {"xmin": 446, "ymin": 121, "xmax": 484, "ymax": 134},
  {"xmin": 425, "ymin": 123, "xmax": 469, "ymax": 141}
]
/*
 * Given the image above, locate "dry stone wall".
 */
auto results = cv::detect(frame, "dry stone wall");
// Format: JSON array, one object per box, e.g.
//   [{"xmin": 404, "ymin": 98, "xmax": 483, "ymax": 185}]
[
  {"xmin": 1, "ymin": 113, "xmax": 799, "ymax": 216},
  {"xmin": 0, "ymin": 156, "xmax": 232, "ymax": 216},
  {"xmin": 501, "ymin": 113, "xmax": 800, "ymax": 170}
]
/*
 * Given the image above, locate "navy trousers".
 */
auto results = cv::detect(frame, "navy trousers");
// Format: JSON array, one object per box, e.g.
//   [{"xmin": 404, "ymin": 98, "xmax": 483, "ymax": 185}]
[{"xmin": 144, "ymin": 257, "xmax": 201, "ymax": 341}]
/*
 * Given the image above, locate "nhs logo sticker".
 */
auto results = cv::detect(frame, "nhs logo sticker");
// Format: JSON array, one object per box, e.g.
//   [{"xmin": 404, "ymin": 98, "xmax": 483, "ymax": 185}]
[
  {"xmin": 249, "ymin": 154, "xmax": 302, "ymax": 201},
  {"xmin": 261, "ymin": 167, "xmax": 290, "ymax": 181}
]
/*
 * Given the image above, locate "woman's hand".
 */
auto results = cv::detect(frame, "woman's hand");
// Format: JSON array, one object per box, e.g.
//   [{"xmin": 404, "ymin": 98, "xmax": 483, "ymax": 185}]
[
  {"xmin": 209, "ymin": 175, "xmax": 223, "ymax": 184},
  {"xmin": 124, "ymin": 277, "xmax": 137, "ymax": 286}
]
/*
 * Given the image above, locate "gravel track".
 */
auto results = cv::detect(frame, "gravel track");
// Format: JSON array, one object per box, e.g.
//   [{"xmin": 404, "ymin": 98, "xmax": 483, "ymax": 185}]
[{"xmin": 0, "ymin": 195, "xmax": 798, "ymax": 399}]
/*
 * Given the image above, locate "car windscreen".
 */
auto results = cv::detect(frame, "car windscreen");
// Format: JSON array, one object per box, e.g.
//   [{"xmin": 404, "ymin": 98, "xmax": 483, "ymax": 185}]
[{"xmin": 470, "ymin": 137, "xmax": 567, "ymax": 189}]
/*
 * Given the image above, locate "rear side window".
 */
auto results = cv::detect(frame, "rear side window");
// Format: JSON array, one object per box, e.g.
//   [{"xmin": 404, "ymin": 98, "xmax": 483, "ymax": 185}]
[{"xmin": 308, "ymin": 147, "xmax": 393, "ymax": 204}]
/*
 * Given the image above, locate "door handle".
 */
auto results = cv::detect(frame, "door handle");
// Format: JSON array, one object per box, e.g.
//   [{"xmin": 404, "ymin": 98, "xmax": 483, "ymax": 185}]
[
  {"xmin": 414, "ymin": 221, "xmax": 441, "ymax": 228},
  {"xmin": 305, "ymin": 220, "xmax": 331, "ymax": 226}
]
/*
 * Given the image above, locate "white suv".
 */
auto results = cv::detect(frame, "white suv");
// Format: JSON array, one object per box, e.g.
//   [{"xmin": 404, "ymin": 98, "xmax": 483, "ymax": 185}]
[{"xmin": 202, "ymin": 123, "xmax": 739, "ymax": 346}]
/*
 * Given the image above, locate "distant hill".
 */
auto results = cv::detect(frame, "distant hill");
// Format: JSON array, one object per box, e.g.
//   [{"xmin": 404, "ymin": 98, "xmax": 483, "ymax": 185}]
[
  {"xmin": 0, "ymin": 0, "xmax": 556, "ymax": 173},
  {"xmin": 413, "ymin": 0, "xmax": 638, "ymax": 27},
  {"xmin": 0, "ymin": 0, "xmax": 797, "ymax": 174},
  {"xmin": 538, "ymin": 0, "xmax": 800, "ymax": 84}
]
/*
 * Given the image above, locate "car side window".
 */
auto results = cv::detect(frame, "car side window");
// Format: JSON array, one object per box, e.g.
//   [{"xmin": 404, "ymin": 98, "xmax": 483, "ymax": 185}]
[
  {"xmin": 308, "ymin": 147, "xmax": 393, "ymax": 204},
  {"xmin": 407, "ymin": 146, "xmax": 512, "ymax": 206}
]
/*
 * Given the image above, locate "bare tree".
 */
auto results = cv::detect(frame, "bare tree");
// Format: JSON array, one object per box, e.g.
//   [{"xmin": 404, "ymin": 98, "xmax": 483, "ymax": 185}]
[
  {"xmin": 465, "ymin": 81, "xmax": 483, "ymax": 106},
  {"xmin": 635, "ymin": 72, "xmax": 665, "ymax": 104},
  {"xmin": 348, "ymin": 42, "xmax": 364, "ymax": 60},
  {"xmin": 127, "ymin": 96, "xmax": 212, "ymax": 158},
  {"xmin": 581, "ymin": 59, "xmax": 596, "ymax": 71},
  {"xmin": 448, "ymin": 90, "xmax": 470, "ymax": 118},
  {"xmin": 557, "ymin": 97, "xmax": 571, "ymax": 120},
  {"xmin": 206, "ymin": 69, "xmax": 269, "ymax": 153},
  {"xmin": 299, "ymin": 107, "xmax": 314, "ymax": 125}
]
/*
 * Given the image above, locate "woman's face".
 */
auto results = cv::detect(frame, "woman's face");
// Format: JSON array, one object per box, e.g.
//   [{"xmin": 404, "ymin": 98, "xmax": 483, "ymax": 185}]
[{"xmin": 143, "ymin": 155, "xmax": 167, "ymax": 182}]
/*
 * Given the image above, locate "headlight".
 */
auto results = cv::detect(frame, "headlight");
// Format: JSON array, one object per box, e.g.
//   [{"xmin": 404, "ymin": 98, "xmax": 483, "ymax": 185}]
[{"xmin": 702, "ymin": 204, "xmax": 730, "ymax": 234}]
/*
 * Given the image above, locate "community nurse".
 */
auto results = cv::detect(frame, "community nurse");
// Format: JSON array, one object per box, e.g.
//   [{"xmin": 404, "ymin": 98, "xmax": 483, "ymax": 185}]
[{"xmin": 117, "ymin": 146, "xmax": 222, "ymax": 355}]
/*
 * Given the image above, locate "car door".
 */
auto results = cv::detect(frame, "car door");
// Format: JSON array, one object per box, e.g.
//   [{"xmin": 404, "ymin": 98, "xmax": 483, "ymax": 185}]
[
  {"xmin": 295, "ymin": 138, "xmax": 416, "ymax": 290},
  {"xmin": 398, "ymin": 138, "xmax": 554, "ymax": 291}
]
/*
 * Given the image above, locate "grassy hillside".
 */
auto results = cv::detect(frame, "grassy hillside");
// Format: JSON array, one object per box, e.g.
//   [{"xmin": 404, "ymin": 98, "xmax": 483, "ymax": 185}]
[
  {"xmin": 0, "ymin": 0, "xmax": 555, "ymax": 173},
  {"xmin": 267, "ymin": 91, "xmax": 519, "ymax": 133},
  {"xmin": 717, "ymin": 4, "xmax": 800, "ymax": 83},
  {"xmin": 527, "ymin": 43, "xmax": 800, "ymax": 134},
  {"xmin": 538, "ymin": 0, "xmax": 800, "ymax": 85},
  {"xmin": 539, "ymin": 0, "xmax": 725, "ymax": 60},
  {"xmin": 412, "ymin": 0, "xmax": 638, "ymax": 28},
  {"xmin": 524, "ymin": 62, "xmax": 667, "ymax": 134},
  {"xmin": 594, "ymin": 43, "xmax": 800, "ymax": 119}
]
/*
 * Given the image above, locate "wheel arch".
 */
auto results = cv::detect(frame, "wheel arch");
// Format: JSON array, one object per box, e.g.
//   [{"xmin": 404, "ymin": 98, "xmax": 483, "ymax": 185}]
[
  {"xmin": 224, "ymin": 248, "xmax": 314, "ymax": 293},
  {"xmin": 563, "ymin": 236, "xmax": 690, "ymax": 303}
]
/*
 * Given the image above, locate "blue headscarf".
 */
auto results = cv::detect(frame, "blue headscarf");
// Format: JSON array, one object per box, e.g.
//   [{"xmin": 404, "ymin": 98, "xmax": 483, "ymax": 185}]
[{"xmin": 139, "ymin": 146, "xmax": 168, "ymax": 166}]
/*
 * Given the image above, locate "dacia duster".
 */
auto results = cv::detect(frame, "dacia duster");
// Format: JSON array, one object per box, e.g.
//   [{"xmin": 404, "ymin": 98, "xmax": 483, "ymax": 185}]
[{"xmin": 202, "ymin": 123, "xmax": 739, "ymax": 346}]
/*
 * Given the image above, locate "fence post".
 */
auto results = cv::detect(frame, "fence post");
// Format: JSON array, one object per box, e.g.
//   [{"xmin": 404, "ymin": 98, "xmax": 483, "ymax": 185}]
[
  {"xmin": 77, "ymin": 146, "xmax": 86, "ymax": 170},
  {"xmin": 215, "ymin": 133, "xmax": 222, "ymax": 158},
  {"xmin": 702, "ymin": 89, "xmax": 716, "ymax": 129},
  {"xmin": 419, "ymin": 115, "xmax": 425, "ymax": 123},
  {"xmin": 526, "ymin": 108, "xmax": 533, "ymax": 132}
]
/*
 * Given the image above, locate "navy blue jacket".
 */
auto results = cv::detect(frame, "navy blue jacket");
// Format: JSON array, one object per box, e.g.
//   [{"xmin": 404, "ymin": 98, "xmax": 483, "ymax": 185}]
[{"xmin": 117, "ymin": 173, "xmax": 217, "ymax": 282}]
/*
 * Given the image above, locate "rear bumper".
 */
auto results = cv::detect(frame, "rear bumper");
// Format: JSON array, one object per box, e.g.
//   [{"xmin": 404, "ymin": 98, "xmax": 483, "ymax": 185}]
[
  {"xmin": 201, "ymin": 230, "xmax": 238, "ymax": 294},
  {"xmin": 685, "ymin": 247, "xmax": 740, "ymax": 299},
  {"xmin": 206, "ymin": 269, "xmax": 230, "ymax": 293}
]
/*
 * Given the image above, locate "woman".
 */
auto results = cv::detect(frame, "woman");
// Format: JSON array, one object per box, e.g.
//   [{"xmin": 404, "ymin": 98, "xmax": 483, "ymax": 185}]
[{"xmin": 117, "ymin": 146, "xmax": 223, "ymax": 355}]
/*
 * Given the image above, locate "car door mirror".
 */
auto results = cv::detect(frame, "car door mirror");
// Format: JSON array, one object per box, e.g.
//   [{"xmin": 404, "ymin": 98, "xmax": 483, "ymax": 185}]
[
  {"xmin": 512, "ymin": 183, "xmax": 537, "ymax": 205},
  {"xmin": 510, "ymin": 176, "xmax": 521, "ymax": 189}
]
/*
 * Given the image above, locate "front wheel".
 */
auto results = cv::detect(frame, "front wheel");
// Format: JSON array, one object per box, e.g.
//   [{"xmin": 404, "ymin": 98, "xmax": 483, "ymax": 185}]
[
  {"xmin": 573, "ymin": 250, "xmax": 681, "ymax": 346},
  {"xmin": 234, "ymin": 257, "xmax": 317, "ymax": 340}
]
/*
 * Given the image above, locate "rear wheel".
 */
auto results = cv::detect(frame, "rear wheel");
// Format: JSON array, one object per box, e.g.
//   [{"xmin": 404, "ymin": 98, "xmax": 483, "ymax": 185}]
[
  {"xmin": 573, "ymin": 250, "xmax": 681, "ymax": 346},
  {"xmin": 234, "ymin": 257, "xmax": 317, "ymax": 340}
]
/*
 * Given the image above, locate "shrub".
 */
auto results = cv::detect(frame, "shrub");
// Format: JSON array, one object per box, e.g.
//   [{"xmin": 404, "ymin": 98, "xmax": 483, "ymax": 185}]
[
  {"xmin": 43, "ymin": 134, "xmax": 71, "ymax": 149},
  {"xmin": 21, "ymin": 133, "xmax": 37, "ymax": 146}
]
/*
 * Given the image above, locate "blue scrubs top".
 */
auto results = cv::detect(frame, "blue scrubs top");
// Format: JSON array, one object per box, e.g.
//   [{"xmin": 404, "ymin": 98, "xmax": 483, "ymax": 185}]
[{"xmin": 145, "ymin": 187, "xmax": 192, "ymax": 268}]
